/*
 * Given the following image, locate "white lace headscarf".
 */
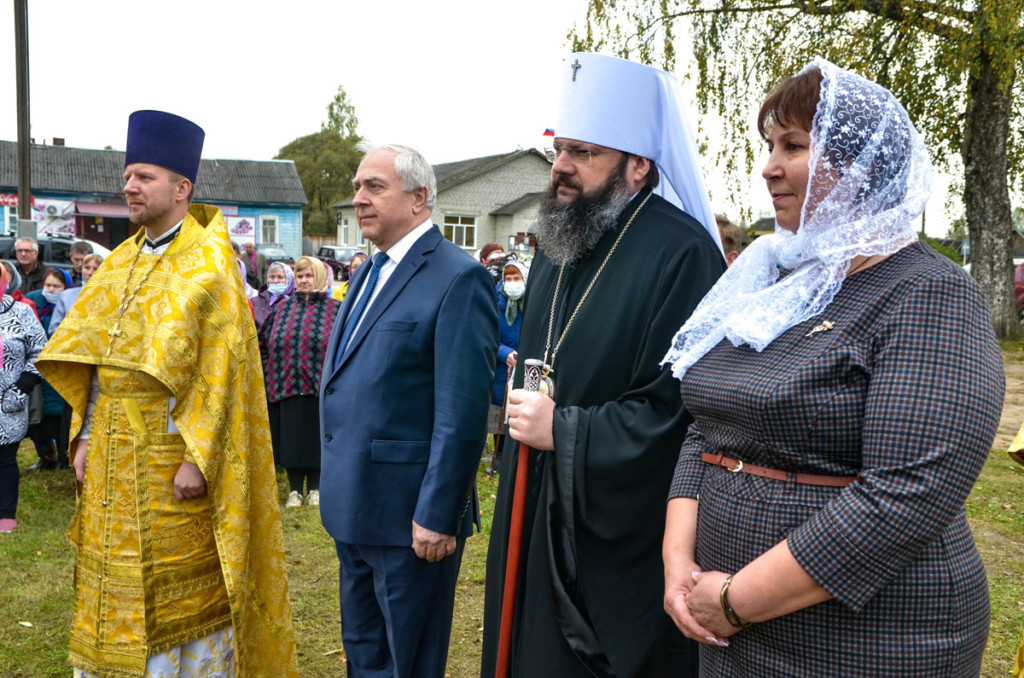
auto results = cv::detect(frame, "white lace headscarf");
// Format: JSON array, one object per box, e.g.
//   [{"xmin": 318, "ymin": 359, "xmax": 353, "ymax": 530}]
[{"xmin": 662, "ymin": 58, "xmax": 933, "ymax": 379}]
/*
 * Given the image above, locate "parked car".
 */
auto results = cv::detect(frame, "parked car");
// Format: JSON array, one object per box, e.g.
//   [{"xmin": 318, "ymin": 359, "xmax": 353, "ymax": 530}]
[
  {"xmin": 0, "ymin": 235, "xmax": 100, "ymax": 274},
  {"xmin": 256, "ymin": 242, "xmax": 295, "ymax": 269},
  {"xmin": 317, "ymin": 245, "xmax": 363, "ymax": 281}
]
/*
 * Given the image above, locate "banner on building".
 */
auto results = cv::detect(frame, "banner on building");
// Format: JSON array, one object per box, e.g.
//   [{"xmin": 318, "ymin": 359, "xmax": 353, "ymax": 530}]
[
  {"xmin": 227, "ymin": 215, "xmax": 256, "ymax": 244},
  {"xmin": 32, "ymin": 198, "xmax": 76, "ymax": 236},
  {"xmin": 0, "ymin": 193, "xmax": 34, "ymax": 207}
]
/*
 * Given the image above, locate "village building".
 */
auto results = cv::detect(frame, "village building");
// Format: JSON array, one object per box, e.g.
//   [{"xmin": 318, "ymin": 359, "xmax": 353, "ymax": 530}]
[
  {"xmin": 0, "ymin": 139, "xmax": 305, "ymax": 256},
  {"xmin": 334, "ymin": 149, "xmax": 552, "ymax": 257}
]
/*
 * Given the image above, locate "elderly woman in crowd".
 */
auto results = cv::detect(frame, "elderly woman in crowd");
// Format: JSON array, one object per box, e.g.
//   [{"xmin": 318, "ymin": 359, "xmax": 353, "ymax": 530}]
[
  {"xmin": 0, "ymin": 264, "xmax": 47, "ymax": 531},
  {"xmin": 25, "ymin": 268, "xmax": 73, "ymax": 470},
  {"xmin": 660, "ymin": 59, "xmax": 1003, "ymax": 677},
  {"xmin": 252, "ymin": 262, "xmax": 295, "ymax": 330},
  {"xmin": 486, "ymin": 259, "xmax": 527, "ymax": 472},
  {"xmin": 259, "ymin": 255, "xmax": 340, "ymax": 508}
]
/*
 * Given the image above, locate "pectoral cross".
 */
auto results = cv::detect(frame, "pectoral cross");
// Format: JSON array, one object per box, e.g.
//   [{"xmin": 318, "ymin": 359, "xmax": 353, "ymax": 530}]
[
  {"xmin": 570, "ymin": 59, "xmax": 582, "ymax": 82},
  {"xmin": 106, "ymin": 322, "xmax": 124, "ymax": 357}
]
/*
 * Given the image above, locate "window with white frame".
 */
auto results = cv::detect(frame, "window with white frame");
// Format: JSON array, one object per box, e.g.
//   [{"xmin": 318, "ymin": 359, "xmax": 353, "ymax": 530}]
[
  {"xmin": 443, "ymin": 215, "xmax": 476, "ymax": 249},
  {"xmin": 356, "ymin": 218, "xmax": 366, "ymax": 246},
  {"xmin": 261, "ymin": 215, "xmax": 279, "ymax": 243},
  {"xmin": 6, "ymin": 206, "xmax": 18, "ymax": 234},
  {"xmin": 341, "ymin": 217, "xmax": 350, "ymax": 245}
]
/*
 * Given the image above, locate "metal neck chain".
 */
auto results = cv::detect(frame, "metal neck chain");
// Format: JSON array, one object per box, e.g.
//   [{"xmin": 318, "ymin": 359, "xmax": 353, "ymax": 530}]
[
  {"xmin": 543, "ymin": 191, "xmax": 652, "ymax": 371},
  {"xmin": 106, "ymin": 236, "xmax": 170, "ymax": 356}
]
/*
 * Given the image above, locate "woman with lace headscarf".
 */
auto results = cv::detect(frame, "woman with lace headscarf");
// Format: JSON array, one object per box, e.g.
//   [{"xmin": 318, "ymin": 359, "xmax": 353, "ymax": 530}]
[{"xmin": 660, "ymin": 59, "xmax": 1003, "ymax": 676}]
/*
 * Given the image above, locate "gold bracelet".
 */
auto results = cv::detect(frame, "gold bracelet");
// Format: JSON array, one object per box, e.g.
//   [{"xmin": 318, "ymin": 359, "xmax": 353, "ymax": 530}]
[{"xmin": 719, "ymin": 575, "xmax": 754, "ymax": 629}]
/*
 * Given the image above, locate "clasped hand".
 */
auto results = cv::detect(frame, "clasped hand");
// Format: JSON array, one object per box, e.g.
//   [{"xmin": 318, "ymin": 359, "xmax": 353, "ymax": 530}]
[{"xmin": 665, "ymin": 563, "xmax": 738, "ymax": 647}]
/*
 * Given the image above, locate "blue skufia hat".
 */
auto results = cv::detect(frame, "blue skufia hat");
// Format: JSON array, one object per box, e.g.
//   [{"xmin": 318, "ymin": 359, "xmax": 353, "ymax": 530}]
[{"xmin": 125, "ymin": 110, "xmax": 205, "ymax": 183}]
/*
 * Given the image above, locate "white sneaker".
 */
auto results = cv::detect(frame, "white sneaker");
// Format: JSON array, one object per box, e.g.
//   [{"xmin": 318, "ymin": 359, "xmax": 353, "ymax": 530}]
[
  {"xmin": 285, "ymin": 490, "xmax": 302, "ymax": 508},
  {"xmin": 306, "ymin": 490, "xmax": 319, "ymax": 506}
]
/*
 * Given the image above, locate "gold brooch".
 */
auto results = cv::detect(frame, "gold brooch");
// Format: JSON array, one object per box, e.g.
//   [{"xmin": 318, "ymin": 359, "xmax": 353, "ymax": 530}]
[{"xmin": 805, "ymin": 320, "xmax": 835, "ymax": 337}]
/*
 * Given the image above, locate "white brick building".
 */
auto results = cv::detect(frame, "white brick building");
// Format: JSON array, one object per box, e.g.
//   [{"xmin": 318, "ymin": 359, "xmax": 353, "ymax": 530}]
[{"xmin": 334, "ymin": 149, "xmax": 552, "ymax": 257}]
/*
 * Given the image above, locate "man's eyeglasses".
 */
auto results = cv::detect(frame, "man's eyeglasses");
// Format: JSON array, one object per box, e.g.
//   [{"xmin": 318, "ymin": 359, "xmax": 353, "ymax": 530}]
[
  {"xmin": 15, "ymin": 249, "xmax": 34, "ymax": 254},
  {"xmin": 552, "ymin": 142, "xmax": 615, "ymax": 166}
]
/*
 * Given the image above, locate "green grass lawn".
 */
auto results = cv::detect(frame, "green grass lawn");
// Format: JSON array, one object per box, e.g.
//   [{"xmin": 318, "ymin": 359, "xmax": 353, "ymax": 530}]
[{"xmin": 2, "ymin": 427, "xmax": 1022, "ymax": 676}]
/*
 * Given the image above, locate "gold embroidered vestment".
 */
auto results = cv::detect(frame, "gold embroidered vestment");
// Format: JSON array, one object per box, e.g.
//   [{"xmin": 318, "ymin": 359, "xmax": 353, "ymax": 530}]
[{"xmin": 38, "ymin": 205, "xmax": 298, "ymax": 677}]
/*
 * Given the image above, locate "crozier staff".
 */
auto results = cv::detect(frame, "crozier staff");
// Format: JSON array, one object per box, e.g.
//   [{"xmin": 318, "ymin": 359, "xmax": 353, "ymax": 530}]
[{"xmin": 482, "ymin": 52, "xmax": 725, "ymax": 678}]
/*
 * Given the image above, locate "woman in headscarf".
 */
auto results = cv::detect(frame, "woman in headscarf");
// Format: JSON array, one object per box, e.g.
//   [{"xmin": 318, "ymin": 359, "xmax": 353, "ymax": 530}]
[
  {"xmin": 486, "ymin": 259, "xmax": 527, "ymax": 471},
  {"xmin": 25, "ymin": 268, "xmax": 72, "ymax": 330},
  {"xmin": 252, "ymin": 262, "xmax": 295, "ymax": 330},
  {"xmin": 660, "ymin": 59, "xmax": 1003, "ymax": 677},
  {"xmin": 259, "ymin": 256, "xmax": 340, "ymax": 508},
  {"xmin": 0, "ymin": 262, "xmax": 46, "ymax": 530},
  {"xmin": 25, "ymin": 267, "xmax": 73, "ymax": 470}
]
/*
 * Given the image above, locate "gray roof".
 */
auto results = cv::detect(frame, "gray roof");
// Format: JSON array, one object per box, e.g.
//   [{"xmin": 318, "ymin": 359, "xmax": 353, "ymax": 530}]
[
  {"xmin": 0, "ymin": 140, "xmax": 306, "ymax": 206},
  {"xmin": 491, "ymin": 192, "xmax": 543, "ymax": 216},
  {"xmin": 334, "ymin": 149, "xmax": 550, "ymax": 208}
]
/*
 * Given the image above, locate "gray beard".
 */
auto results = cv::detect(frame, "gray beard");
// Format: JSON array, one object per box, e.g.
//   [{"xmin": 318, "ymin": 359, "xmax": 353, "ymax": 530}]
[{"xmin": 534, "ymin": 162, "xmax": 632, "ymax": 266}]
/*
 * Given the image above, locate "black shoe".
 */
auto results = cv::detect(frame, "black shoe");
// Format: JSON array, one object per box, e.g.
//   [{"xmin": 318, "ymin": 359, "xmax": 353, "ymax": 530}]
[{"xmin": 28, "ymin": 458, "xmax": 57, "ymax": 471}]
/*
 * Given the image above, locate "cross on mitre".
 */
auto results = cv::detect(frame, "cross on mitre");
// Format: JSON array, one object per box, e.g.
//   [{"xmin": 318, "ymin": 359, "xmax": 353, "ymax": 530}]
[{"xmin": 570, "ymin": 59, "xmax": 582, "ymax": 81}]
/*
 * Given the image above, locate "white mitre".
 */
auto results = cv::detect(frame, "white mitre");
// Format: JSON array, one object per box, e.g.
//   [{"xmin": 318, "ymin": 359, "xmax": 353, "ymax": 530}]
[{"xmin": 554, "ymin": 52, "xmax": 722, "ymax": 253}]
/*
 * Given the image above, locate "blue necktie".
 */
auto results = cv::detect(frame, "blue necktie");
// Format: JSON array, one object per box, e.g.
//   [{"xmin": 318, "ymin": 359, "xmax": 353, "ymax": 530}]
[{"xmin": 335, "ymin": 252, "xmax": 389, "ymax": 370}]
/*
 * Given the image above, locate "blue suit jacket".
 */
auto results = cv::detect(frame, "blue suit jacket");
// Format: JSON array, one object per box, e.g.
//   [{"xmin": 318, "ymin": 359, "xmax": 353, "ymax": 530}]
[{"xmin": 319, "ymin": 226, "xmax": 498, "ymax": 546}]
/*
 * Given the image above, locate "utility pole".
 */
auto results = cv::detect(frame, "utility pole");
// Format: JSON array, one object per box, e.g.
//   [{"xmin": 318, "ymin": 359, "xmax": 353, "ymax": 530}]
[{"xmin": 14, "ymin": 0, "xmax": 36, "ymax": 239}]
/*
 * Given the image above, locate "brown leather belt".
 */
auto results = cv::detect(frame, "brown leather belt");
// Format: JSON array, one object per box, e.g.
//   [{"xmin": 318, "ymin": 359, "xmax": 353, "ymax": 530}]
[{"xmin": 702, "ymin": 453, "xmax": 858, "ymax": 488}]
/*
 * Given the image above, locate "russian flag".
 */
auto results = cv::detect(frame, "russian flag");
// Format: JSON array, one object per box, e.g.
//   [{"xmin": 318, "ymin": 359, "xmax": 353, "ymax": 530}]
[{"xmin": 542, "ymin": 128, "xmax": 555, "ymax": 136}]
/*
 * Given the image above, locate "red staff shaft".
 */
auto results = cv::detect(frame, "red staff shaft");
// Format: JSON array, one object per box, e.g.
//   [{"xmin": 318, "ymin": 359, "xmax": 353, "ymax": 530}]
[{"xmin": 495, "ymin": 359, "xmax": 544, "ymax": 678}]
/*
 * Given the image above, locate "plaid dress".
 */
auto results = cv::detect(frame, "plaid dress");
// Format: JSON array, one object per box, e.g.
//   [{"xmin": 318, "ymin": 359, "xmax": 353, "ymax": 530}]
[{"xmin": 670, "ymin": 242, "xmax": 1004, "ymax": 677}]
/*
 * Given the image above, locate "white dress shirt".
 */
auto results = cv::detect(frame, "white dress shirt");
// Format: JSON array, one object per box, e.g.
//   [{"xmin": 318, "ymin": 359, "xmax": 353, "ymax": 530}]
[{"xmin": 348, "ymin": 218, "xmax": 436, "ymax": 337}]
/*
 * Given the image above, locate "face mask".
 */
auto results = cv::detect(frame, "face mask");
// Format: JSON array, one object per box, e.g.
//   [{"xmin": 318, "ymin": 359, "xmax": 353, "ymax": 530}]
[
  {"xmin": 43, "ymin": 289, "xmax": 61, "ymax": 304},
  {"xmin": 504, "ymin": 281, "xmax": 526, "ymax": 300},
  {"xmin": 268, "ymin": 283, "xmax": 289, "ymax": 296}
]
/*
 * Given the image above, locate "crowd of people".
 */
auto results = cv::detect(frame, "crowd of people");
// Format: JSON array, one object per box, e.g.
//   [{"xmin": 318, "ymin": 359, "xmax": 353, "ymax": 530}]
[
  {"xmin": 0, "ymin": 236, "xmax": 101, "ymax": 531},
  {"xmin": 0, "ymin": 51, "xmax": 1019, "ymax": 678}
]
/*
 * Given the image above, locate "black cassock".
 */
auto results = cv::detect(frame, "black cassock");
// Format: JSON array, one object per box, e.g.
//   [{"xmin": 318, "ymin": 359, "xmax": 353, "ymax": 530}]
[{"xmin": 482, "ymin": 189, "xmax": 725, "ymax": 678}]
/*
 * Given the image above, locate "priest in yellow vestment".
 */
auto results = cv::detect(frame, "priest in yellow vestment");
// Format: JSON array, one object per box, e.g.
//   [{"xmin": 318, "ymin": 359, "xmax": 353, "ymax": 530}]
[{"xmin": 37, "ymin": 110, "xmax": 298, "ymax": 678}]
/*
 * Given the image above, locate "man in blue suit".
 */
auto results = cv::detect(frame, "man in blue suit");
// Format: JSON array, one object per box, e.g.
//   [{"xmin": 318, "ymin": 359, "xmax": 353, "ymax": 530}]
[{"xmin": 319, "ymin": 143, "xmax": 498, "ymax": 678}]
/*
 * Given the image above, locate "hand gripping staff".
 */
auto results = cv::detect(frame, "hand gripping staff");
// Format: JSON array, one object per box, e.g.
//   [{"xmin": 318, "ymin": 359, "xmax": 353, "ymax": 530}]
[{"xmin": 495, "ymin": 358, "xmax": 546, "ymax": 678}]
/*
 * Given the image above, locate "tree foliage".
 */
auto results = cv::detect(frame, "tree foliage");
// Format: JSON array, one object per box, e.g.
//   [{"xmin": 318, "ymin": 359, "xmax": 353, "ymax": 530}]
[
  {"xmin": 921, "ymin": 235, "xmax": 963, "ymax": 265},
  {"xmin": 569, "ymin": 0, "xmax": 1024, "ymax": 337},
  {"xmin": 276, "ymin": 85, "xmax": 362, "ymax": 236},
  {"xmin": 323, "ymin": 85, "xmax": 360, "ymax": 138}
]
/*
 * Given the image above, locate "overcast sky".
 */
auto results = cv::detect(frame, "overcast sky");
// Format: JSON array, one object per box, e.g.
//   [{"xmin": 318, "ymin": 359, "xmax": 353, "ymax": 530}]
[
  {"xmin": 0, "ymin": 1, "xmax": 588, "ymax": 161},
  {"xmin": 0, "ymin": 0, "xmax": 955, "ymax": 234}
]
